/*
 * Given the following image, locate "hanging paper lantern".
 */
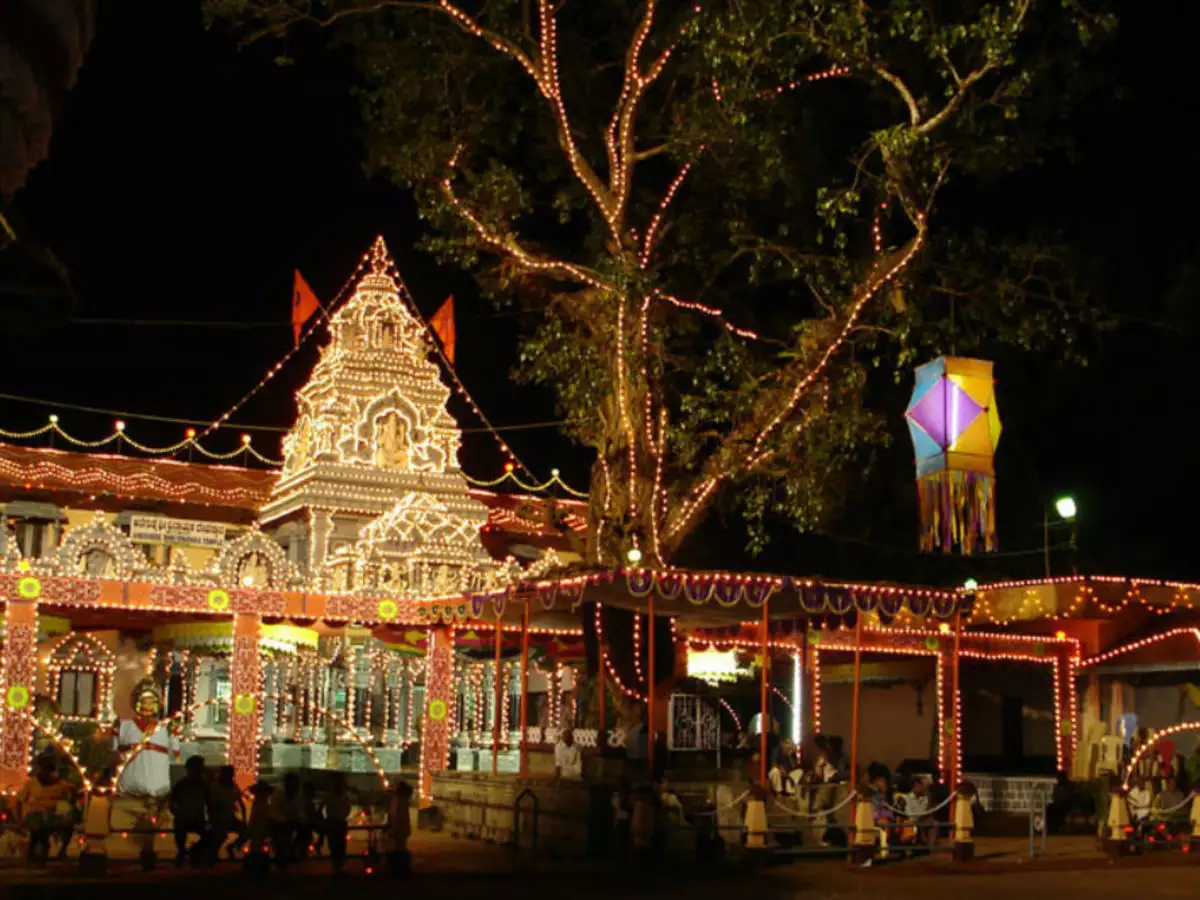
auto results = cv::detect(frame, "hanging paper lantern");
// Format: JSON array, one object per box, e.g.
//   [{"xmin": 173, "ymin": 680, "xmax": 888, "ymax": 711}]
[{"xmin": 905, "ymin": 357, "xmax": 1001, "ymax": 554}]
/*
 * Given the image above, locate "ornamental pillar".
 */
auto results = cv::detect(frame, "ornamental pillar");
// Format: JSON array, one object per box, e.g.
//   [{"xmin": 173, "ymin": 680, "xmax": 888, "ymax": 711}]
[
  {"xmin": 936, "ymin": 638, "xmax": 960, "ymax": 785},
  {"xmin": 229, "ymin": 613, "xmax": 263, "ymax": 791},
  {"xmin": 1, "ymin": 573, "xmax": 41, "ymax": 788},
  {"xmin": 419, "ymin": 625, "xmax": 454, "ymax": 804},
  {"xmin": 1054, "ymin": 646, "xmax": 1079, "ymax": 777}
]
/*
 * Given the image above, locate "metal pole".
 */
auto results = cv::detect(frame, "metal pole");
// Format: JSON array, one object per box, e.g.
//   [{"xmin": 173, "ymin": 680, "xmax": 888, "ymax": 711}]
[
  {"xmin": 849, "ymin": 614, "xmax": 863, "ymax": 787},
  {"xmin": 1043, "ymin": 509, "xmax": 1051, "ymax": 578},
  {"xmin": 492, "ymin": 616, "xmax": 503, "ymax": 775},
  {"xmin": 647, "ymin": 594, "xmax": 655, "ymax": 780},
  {"xmin": 519, "ymin": 599, "xmax": 530, "ymax": 778},
  {"xmin": 759, "ymin": 597, "xmax": 770, "ymax": 786},
  {"xmin": 951, "ymin": 611, "xmax": 962, "ymax": 788}
]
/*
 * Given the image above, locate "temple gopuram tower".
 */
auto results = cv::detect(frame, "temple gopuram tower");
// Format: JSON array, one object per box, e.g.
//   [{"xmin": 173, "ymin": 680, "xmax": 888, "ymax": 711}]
[{"xmin": 260, "ymin": 237, "xmax": 500, "ymax": 597}]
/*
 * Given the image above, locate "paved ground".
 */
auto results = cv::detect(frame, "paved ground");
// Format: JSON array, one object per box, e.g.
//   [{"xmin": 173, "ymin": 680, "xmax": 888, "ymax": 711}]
[{"xmin": 3, "ymin": 832, "xmax": 1200, "ymax": 899}]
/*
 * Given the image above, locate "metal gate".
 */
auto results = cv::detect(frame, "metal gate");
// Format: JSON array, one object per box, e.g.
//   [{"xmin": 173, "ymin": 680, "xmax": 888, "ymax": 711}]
[{"xmin": 668, "ymin": 693, "xmax": 721, "ymax": 758}]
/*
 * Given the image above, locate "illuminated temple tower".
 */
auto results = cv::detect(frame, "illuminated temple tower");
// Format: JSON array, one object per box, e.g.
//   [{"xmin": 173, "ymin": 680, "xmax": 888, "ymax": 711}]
[{"xmin": 260, "ymin": 236, "xmax": 503, "ymax": 597}]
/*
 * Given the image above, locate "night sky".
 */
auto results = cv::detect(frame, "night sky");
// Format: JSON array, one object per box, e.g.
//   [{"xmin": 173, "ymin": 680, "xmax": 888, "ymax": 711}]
[{"xmin": 2, "ymin": 1, "xmax": 1198, "ymax": 585}]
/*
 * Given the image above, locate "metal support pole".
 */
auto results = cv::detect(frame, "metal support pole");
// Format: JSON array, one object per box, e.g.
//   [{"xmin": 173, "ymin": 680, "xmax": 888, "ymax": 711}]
[
  {"xmin": 519, "ymin": 600, "xmax": 530, "ymax": 778},
  {"xmin": 492, "ymin": 616, "xmax": 503, "ymax": 775},
  {"xmin": 849, "ymin": 615, "xmax": 863, "ymax": 787},
  {"xmin": 647, "ymin": 594, "xmax": 656, "ymax": 780},
  {"xmin": 759, "ymin": 597, "xmax": 770, "ymax": 786}
]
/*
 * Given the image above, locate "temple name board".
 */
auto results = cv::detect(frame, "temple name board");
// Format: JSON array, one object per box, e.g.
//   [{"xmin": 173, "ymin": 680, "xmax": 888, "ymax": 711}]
[{"xmin": 129, "ymin": 514, "xmax": 227, "ymax": 548}]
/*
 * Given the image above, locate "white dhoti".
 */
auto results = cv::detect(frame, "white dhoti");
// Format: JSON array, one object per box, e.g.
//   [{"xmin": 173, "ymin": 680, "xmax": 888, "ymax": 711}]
[{"xmin": 113, "ymin": 718, "xmax": 177, "ymax": 855}]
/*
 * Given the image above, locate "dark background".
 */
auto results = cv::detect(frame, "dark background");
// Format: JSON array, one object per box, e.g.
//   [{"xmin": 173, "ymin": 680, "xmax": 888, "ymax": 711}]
[{"xmin": 2, "ymin": 0, "xmax": 1197, "ymax": 585}]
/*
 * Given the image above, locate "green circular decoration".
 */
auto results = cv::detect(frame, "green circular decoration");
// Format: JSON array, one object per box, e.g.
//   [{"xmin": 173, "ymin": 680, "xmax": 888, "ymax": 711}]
[
  {"xmin": 428, "ymin": 699, "xmax": 448, "ymax": 721},
  {"xmin": 1032, "ymin": 642, "xmax": 1046, "ymax": 657},
  {"xmin": 807, "ymin": 630, "xmax": 821, "ymax": 645},
  {"xmin": 943, "ymin": 721, "xmax": 955, "ymax": 737},
  {"xmin": 924, "ymin": 636, "xmax": 940, "ymax": 652},
  {"xmin": 1060, "ymin": 719, "xmax": 1073, "ymax": 737},
  {"xmin": 17, "ymin": 576, "xmax": 42, "ymax": 600},
  {"xmin": 207, "ymin": 589, "xmax": 231, "ymax": 612},
  {"xmin": 6, "ymin": 684, "xmax": 31, "ymax": 710},
  {"xmin": 234, "ymin": 694, "xmax": 256, "ymax": 716},
  {"xmin": 377, "ymin": 599, "xmax": 399, "ymax": 620}
]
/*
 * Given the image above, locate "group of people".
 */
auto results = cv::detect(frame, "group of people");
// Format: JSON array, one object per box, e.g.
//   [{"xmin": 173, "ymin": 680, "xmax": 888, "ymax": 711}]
[
  {"xmin": 6, "ymin": 750, "xmax": 412, "ymax": 870},
  {"xmin": 1124, "ymin": 773, "xmax": 1192, "ymax": 836},
  {"xmin": 168, "ymin": 757, "xmax": 412, "ymax": 871}
]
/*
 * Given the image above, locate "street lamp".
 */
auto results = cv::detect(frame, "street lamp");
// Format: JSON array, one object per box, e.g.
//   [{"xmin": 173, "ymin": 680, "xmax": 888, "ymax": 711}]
[{"xmin": 1044, "ymin": 495, "xmax": 1078, "ymax": 577}]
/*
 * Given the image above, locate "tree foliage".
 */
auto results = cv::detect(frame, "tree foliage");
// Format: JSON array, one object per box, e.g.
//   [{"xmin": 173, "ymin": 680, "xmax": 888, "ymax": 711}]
[{"xmin": 207, "ymin": 0, "xmax": 1112, "ymax": 564}]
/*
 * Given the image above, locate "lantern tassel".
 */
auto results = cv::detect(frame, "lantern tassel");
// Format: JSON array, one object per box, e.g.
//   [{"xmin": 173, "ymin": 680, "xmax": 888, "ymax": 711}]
[{"xmin": 917, "ymin": 469, "xmax": 996, "ymax": 555}]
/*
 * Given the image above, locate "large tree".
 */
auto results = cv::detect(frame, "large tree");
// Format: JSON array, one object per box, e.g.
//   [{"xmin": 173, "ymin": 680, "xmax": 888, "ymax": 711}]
[{"xmin": 208, "ymin": 0, "xmax": 1109, "ymax": 566}]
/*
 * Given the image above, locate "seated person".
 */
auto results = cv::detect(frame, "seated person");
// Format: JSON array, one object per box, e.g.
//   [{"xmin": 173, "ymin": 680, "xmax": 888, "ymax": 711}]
[
  {"xmin": 898, "ymin": 777, "xmax": 936, "ymax": 845},
  {"xmin": 768, "ymin": 758, "xmax": 795, "ymax": 797},
  {"xmin": 16, "ymin": 754, "xmax": 75, "ymax": 862},
  {"xmin": 1126, "ymin": 775, "xmax": 1153, "ymax": 826},
  {"xmin": 1151, "ymin": 776, "xmax": 1187, "ymax": 833}
]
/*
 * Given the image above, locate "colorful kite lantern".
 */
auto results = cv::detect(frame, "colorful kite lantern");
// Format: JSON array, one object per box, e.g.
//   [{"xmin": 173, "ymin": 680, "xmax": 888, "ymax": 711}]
[{"xmin": 905, "ymin": 356, "xmax": 1001, "ymax": 554}]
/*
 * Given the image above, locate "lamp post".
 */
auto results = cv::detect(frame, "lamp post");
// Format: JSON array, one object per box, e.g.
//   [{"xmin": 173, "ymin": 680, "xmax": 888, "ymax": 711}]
[{"xmin": 1044, "ymin": 495, "xmax": 1078, "ymax": 577}]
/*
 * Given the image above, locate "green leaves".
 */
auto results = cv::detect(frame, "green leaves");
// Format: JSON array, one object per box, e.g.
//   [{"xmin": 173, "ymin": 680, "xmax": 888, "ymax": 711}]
[{"xmin": 207, "ymin": 0, "xmax": 1112, "ymax": 559}]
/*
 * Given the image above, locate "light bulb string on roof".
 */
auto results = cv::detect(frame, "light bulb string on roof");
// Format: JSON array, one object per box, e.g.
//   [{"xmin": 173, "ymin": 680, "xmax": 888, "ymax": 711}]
[
  {"xmin": 194, "ymin": 253, "xmax": 372, "ymax": 443},
  {"xmin": 0, "ymin": 420, "xmax": 283, "ymax": 465}
]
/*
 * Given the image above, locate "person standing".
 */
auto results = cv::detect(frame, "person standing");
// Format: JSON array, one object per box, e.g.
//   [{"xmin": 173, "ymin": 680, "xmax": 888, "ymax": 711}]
[
  {"xmin": 208, "ymin": 765, "xmax": 247, "ymax": 861},
  {"xmin": 554, "ymin": 729, "xmax": 583, "ymax": 779},
  {"xmin": 324, "ymin": 774, "xmax": 352, "ymax": 874},
  {"xmin": 168, "ymin": 756, "xmax": 211, "ymax": 868}
]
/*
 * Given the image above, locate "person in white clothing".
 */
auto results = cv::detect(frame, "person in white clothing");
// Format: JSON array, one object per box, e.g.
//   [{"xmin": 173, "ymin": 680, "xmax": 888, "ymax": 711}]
[{"xmin": 554, "ymin": 729, "xmax": 583, "ymax": 779}]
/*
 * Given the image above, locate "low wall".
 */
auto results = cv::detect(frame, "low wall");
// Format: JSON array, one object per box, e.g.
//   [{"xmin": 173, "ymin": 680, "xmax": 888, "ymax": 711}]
[
  {"xmin": 965, "ymin": 772, "xmax": 1055, "ymax": 813},
  {"xmin": 431, "ymin": 772, "xmax": 594, "ymax": 855}
]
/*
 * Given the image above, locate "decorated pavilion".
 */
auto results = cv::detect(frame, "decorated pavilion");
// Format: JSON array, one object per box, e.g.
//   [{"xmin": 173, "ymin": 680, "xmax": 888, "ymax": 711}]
[{"xmin": 2, "ymin": 237, "xmax": 1199, "ymax": 813}]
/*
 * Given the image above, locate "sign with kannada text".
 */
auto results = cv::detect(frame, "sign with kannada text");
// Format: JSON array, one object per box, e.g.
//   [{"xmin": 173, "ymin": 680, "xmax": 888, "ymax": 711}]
[{"xmin": 129, "ymin": 515, "xmax": 227, "ymax": 549}]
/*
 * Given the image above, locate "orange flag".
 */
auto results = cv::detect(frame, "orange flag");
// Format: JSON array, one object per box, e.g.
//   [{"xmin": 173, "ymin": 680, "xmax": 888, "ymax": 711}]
[
  {"xmin": 292, "ymin": 270, "xmax": 321, "ymax": 345},
  {"xmin": 430, "ymin": 295, "xmax": 456, "ymax": 364}
]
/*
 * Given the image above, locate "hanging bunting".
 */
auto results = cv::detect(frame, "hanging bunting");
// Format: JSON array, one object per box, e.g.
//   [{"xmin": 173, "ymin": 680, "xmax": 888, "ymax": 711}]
[{"xmin": 905, "ymin": 356, "xmax": 1001, "ymax": 554}]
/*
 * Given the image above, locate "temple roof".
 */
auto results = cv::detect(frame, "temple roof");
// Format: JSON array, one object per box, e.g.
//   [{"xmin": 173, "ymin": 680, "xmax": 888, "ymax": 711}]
[{"xmin": 0, "ymin": 441, "xmax": 587, "ymax": 555}]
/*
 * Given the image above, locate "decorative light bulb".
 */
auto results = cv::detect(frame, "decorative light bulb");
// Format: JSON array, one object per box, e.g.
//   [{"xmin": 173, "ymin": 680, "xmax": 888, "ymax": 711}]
[
  {"xmin": 49, "ymin": 414, "xmax": 59, "ymax": 424},
  {"xmin": 626, "ymin": 547, "xmax": 643, "ymax": 565},
  {"xmin": 115, "ymin": 420, "xmax": 126, "ymax": 432},
  {"xmin": 963, "ymin": 578, "xmax": 979, "ymax": 593}
]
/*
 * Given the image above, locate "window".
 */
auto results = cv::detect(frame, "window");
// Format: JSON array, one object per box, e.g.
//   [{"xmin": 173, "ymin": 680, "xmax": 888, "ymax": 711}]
[
  {"xmin": 58, "ymin": 670, "xmax": 97, "ymax": 717},
  {"xmin": 16, "ymin": 520, "xmax": 48, "ymax": 558}
]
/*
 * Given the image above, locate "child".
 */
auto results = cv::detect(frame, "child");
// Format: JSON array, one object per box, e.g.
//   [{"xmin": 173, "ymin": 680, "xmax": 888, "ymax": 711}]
[
  {"xmin": 209, "ymin": 765, "xmax": 247, "ymax": 861},
  {"xmin": 324, "ymin": 773, "xmax": 352, "ymax": 873}
]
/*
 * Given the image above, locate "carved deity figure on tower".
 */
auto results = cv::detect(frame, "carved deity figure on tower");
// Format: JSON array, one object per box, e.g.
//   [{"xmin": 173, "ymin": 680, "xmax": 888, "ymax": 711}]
[{"xmin": 374, "ymin": 411, "xmax": 410, "ymax": 469}]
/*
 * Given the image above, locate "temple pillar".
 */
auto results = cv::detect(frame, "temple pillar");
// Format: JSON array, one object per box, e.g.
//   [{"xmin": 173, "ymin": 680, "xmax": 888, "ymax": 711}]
[
  {"xmin": 1, "ymin": 576, "xmax": 39, "ymax": 788},
  {"xmin": 229, "ymin": 613, "xmax": 263, "ymax": 790},
  {"xmin": 419, "ymin": 625, "xmax": 454, "ymax": 804}
]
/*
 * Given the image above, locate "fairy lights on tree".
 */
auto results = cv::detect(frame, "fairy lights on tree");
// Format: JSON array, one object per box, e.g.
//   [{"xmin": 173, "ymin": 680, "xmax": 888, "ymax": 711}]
[{"xmin": 210, "ymin": 0, "xmax": 1109, "ymax": 566}]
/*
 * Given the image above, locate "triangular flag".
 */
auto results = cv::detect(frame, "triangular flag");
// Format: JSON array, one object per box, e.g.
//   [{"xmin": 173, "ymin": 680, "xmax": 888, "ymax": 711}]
[
  {"xmin": 292, "ymin": 269, "xmax": 321, "ymax": 346},
  {"xmin": 430, "ymin": 294, "xmax": 456, "ymax": 364}
]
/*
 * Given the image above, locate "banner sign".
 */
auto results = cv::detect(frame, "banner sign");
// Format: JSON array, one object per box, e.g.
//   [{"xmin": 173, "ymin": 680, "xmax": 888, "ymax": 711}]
[{"xmin": 129, "ymin": 515, "xmax": 226, "ymax": 549}]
